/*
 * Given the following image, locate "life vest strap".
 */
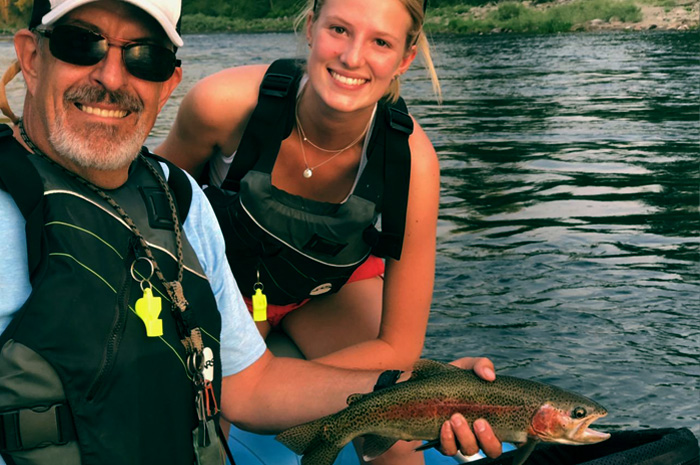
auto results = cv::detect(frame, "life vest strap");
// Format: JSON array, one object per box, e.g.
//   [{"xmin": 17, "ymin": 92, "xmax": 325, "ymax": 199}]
[
  {"xmin": 146, "ymin": 149, "xmax": 194, "ymax": 224},
  {"xmin": 0, "ymin": 123, "xmax": 46, "ymax": 277},
  {"xmin": 377, "ymin": 99, "xmax": 413, "ymax": 260},
  {"xmin": 221, "ymin": 59, "xmax": 303, "ymax": 192}
]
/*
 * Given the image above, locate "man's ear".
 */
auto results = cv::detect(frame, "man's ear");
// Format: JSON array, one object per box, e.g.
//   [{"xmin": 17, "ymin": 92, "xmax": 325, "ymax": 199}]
[
  {"xmin": 14, "ymin": 29, "xmax": 42, "ymax": 97},
  {"xmin": 157, "ymin": 66, "xmax": 182, "ymax": 113}
]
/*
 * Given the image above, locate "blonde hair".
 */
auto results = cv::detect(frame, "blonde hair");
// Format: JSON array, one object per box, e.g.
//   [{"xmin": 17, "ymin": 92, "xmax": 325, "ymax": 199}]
[
  {"xmin": 295, "ymin": 0, "xmax": 441, "ymax": 103},
  {"xmin": 0, "ymin": 61, "xmax": 21, "ymax": 125}
]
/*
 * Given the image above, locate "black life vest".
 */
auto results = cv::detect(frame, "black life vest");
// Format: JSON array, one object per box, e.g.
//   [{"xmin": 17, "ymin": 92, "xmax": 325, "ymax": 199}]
[
  {"xmin": 204, "ymin": 59, "xmax": 413, "ymax": 305},
  {"xmin": 0, "ymin": 125, "xmax": 223, "ymax": 465}
]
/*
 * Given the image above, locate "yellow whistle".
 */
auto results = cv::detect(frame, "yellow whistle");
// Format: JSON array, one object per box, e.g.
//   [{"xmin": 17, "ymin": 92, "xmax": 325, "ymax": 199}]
[
  {"xmin": 252, "ymin": 288, "xmax": 267, "ymax": 322},
  {"xmin": 135, "ymin": 287, "xmax": 163, "ymax": 337}
]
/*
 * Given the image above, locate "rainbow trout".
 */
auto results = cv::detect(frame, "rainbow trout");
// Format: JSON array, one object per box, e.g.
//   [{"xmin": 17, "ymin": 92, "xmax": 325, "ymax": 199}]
[{"xmin": 276, "ymin": 360, "xmax": 609, "ymax": 465}]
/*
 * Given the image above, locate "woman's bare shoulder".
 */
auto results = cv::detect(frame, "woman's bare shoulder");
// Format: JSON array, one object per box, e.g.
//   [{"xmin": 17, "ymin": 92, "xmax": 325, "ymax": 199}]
[
  {"xmin": 174, "ymin": 63, "xmax": 275, "ymax": 148},
  {"xmin": 186, "ymin": 64, "xmax": 269, "ymax": 114},
  {"xmin": 408, "ymin": 117, "xmax": 439, "ymax": 171}
]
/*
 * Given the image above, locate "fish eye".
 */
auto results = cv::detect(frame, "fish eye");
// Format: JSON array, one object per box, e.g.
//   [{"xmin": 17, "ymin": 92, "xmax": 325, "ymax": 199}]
[{"xmin": 572, "ymin": 407, "xmax": 587, "ymax": 419}]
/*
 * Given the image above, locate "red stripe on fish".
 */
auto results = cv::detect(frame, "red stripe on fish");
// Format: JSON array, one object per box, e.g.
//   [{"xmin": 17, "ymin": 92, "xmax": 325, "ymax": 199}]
[{"xmin": 377, "ymin": 399, "xmax": 526, "ymax": 420}]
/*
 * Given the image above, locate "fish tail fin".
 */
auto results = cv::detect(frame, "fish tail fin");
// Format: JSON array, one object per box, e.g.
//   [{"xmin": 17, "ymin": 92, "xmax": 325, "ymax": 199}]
[{"xmin": 276, "ymin": 417, "xmax": 326, "ymax": 454}]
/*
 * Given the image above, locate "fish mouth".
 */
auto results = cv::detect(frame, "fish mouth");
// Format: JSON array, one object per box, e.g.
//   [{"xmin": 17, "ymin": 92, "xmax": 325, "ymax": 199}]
[{"xmin": 569, "ymin": 413, "xmax": 610, "ymax": 444}]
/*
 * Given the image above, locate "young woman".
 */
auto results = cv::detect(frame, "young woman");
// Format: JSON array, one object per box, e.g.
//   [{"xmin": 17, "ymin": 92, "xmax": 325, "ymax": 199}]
[{"xmin": 158, "ymin": 0, "xmax": 501, "ymax": 463}]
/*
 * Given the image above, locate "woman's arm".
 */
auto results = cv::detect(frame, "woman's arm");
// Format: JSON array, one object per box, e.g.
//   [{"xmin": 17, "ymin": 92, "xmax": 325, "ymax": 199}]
[{"xmin": 155, "ymin": 64, "xmax": 269, "ymax": 179}]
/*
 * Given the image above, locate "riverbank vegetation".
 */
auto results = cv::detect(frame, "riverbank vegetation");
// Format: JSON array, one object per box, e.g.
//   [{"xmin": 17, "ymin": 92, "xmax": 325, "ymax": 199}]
[
  {"xmin": 0, "ymin": 0, "xmax": 696, "ymax": 34},
  {"xmin": 429, "ymin": 0, "xmax": 642, "ymax": 33}
]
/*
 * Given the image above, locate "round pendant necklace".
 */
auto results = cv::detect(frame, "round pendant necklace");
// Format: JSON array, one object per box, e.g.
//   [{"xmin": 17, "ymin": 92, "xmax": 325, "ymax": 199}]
[{"xmin": 295, "ymin": 102, "xmax": 372, "ymax": 179}]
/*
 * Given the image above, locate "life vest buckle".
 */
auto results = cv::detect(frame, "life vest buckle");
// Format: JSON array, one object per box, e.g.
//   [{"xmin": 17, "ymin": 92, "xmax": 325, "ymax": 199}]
[
  {"xmin": 260, "ymin": 73, "xmax": 295, "ymax": 98},
  {"xmin": 387, "ymin": 107, "xmax": 414, "ymax": 135},
  {"xmin": 0, "ymin": 403, "xmax": 76, "ymax": 452}
]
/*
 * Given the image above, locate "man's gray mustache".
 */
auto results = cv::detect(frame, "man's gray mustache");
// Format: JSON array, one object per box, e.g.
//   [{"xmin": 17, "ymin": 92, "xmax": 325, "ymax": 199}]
[{"xmin": 65, "ymin": 86, "xmax": 143, "ymax": 113}]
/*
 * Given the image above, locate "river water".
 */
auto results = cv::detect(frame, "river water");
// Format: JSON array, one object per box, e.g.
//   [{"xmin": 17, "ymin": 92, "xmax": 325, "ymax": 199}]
[{"xmin": 1, "ymin": 31, "xmax": 698, "ymax": 440}]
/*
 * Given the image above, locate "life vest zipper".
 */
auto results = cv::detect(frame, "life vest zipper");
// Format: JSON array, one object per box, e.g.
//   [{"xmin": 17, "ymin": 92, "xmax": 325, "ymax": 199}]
[{"xmin": 86, "ymin": 237, "xmax": 137, "ymax": 401}]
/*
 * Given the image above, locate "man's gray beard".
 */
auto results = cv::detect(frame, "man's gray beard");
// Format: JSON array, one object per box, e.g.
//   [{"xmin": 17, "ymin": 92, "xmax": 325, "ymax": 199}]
[
  {"xmin": 49, "ymin": 118, "xmax": 147, "ymax": 172},
  {"xmin": 51, "ymin": 85, "xmax": 147, "ymax": 172}
]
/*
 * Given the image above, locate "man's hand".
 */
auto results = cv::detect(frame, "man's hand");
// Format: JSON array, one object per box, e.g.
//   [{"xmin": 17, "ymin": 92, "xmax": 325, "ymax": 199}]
[
  {"xmin": 450, "ymin": 356, "xmax": 496, "ymax": 382},
  {"xmin": 437, "ymin": 357, "xmax": 502, "ymax": 458}
]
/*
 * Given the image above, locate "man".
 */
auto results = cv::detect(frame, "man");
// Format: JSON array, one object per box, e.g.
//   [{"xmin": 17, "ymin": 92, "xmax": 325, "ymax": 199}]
[{"xmin": 0, "ymin": 0, "xmax": 502, "ymax": 463}]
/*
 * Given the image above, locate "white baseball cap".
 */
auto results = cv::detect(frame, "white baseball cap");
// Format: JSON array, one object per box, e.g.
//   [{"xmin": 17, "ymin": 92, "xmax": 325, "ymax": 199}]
[{"xmin": 29, "ymin": 0, "xmax": 184, "ymax": 47}]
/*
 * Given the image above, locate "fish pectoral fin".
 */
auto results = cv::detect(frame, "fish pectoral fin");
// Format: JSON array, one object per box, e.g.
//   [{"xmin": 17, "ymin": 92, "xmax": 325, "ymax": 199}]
[
  {"xmin": 360, "ymin": 434, "xmax": 399, "ymax": 461},
  {"xmin": 414, "ymin": 439, "xmax": 440, "ymax": 452},
  {"xmin": 511, "ymin": 439, "xmax": 539, "ymax": 465}
]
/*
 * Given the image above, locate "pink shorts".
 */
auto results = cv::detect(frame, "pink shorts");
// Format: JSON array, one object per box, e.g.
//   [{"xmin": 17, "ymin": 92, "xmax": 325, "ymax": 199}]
[{"xmin": 243, "ymin": 255, "xmax": 385, "ymax": 327}]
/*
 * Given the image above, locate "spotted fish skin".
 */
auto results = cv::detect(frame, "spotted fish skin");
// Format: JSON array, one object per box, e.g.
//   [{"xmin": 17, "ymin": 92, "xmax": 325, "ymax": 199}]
[{"xmin": 276, "ymin": 360, "xmax": 609, "ymax": 465}]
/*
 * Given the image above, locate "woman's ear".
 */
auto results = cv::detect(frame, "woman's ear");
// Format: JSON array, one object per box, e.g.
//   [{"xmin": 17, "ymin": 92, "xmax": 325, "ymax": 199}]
[
  {"xmin": 305, "ymin": 10, "xmax": 315, "ymax": 47},
  {"xmin": 14, "ymin": 29, "xmax": 42, "ymax": 97},
  {"xmin": 397, "ymin": 44, "xmax": 418, "ymax": 76}
]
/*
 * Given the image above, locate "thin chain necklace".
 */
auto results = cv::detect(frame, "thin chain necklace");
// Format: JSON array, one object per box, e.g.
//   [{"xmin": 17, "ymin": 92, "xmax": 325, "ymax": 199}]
[
  {"xmin": 295, "ymin": 100, "xmax": 372, "ymax": 179},
  {"xmin": 18, "ymin": 118, "xmax": 204, "ymax": 355}
]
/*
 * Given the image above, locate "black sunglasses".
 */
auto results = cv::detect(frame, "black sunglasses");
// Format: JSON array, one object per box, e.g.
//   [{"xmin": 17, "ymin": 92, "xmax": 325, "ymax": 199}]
[{"xmin": 35, "ymin": 25, "xmax": 181, "ymax": 83}]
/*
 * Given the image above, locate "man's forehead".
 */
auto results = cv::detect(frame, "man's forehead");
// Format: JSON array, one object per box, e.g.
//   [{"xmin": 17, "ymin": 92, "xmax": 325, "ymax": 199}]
[
  {"xmin": 32, "ymin": 0, "xmax": 182, "ymax": 47},
  {"xmin": 56, "ymin": 1, "xmax": 172, "ymax": 43}
]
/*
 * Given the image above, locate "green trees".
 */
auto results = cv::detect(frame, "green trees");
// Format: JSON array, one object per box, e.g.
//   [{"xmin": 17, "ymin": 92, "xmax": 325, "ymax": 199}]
[
  {"xmin": 0, "ymin": 0, "xmax": 302, "ymax": 30},
  {"xmin": 0, "ymin": 0, "xmax": 687, "ymax": 34},
  {"xmin": 429, "ymin": 0, "xmax": 497, "ymax": 5},
  {"xmin": 1, "ymin": 0, "xmax": 32, "ymax": 30},
  {"xmin": 183, "ymin": 0, "xmax": 300, "ymax": 20},
  {"xmin": 434, "ymin": 0, "xmax": 643, "ymax": 34}
]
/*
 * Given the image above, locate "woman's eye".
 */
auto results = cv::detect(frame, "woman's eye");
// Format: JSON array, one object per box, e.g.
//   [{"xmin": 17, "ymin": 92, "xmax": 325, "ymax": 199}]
[
  {"xmin": 376, "ymin": 39, "xmax": 389, "ymax": 47},
  {"xmin": 331, "ymin": 26, "xmax": 346, "ymax": 34}
]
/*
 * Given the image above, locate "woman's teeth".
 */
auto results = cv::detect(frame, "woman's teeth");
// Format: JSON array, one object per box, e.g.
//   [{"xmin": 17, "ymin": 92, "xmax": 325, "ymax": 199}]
[{"xmin": 330, "ymin": 71, "xmax": 367, "ymax": 86}]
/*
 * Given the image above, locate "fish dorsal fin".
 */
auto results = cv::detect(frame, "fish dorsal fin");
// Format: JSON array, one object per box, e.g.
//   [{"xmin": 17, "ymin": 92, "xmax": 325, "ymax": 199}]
[
  {"xmin": 361, "ymin": 434, "xmax": 399, "ymax": 461},
  {"xmin": 409, "ymin": 359, "xmax": 461, "ymax": 381},
  {"xmin": 347, "ymin": 393, "xmax": 367, "ymax": 405}
]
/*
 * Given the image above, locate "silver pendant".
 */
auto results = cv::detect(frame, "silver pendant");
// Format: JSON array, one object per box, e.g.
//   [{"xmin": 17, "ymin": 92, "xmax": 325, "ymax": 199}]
[{"xmin": 303, "ymin": 168, "xmax": 313, "ymax": 178}]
